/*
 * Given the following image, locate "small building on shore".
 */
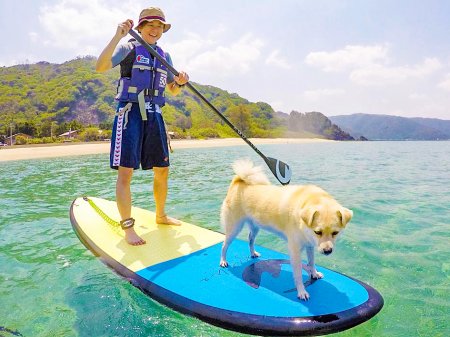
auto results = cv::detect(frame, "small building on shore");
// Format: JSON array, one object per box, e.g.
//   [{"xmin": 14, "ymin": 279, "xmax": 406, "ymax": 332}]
[
  {"xmin": 4, "ymin": 133, "xmax": 32, "ymax": 145},
  {"xmin": 58, "ymin": 130, "xmax": 79, "ymax": 141}
]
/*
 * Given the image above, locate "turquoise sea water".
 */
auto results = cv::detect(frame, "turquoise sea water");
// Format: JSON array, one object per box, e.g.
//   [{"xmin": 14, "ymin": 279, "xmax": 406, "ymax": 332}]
[{"xmin": 0, "ymin": 141, "xmax": 449, "ymax": 337}]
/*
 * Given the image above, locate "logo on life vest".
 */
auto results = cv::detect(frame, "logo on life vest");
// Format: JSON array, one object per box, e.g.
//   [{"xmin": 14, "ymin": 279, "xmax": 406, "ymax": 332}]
[
  {"xmin": 159, "ymin": 73, "xmax": 167, "ymax": 87},
  {"xmin": 136, "ymin": 55, "xmax": 150, "ymax": 64}
]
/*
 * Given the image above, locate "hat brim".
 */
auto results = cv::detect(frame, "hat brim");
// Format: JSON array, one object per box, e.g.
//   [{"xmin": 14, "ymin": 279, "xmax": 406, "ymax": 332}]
[{"xmin": 137, "ymin": 19, "xmax": 171, "ymax": 33}]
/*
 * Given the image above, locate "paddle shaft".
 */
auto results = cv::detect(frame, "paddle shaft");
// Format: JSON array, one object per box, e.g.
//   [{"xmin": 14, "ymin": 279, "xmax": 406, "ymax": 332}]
[
  {"xmin": 128, "ymin": 29, "xmax": 291, "ymax": 185},
  {"xmin": 128, "ymin": 31, "xmax": 270, "ymax": 162}
]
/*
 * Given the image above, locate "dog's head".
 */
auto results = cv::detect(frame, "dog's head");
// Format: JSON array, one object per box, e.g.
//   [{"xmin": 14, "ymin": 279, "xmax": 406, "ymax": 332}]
[{"xmin": 301, "ymin": 205, "xmax": 353, "ymax": 255}]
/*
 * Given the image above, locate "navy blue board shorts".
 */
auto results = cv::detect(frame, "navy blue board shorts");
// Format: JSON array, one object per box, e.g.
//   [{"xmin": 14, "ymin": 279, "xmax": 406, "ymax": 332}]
[{"xmin": 110, "ymin": 101, "xmax": 169, "ymax": 170}]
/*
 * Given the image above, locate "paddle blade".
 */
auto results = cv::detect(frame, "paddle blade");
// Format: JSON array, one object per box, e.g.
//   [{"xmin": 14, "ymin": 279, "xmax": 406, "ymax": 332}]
[{"xmin": 265, "ymin": 157, "xmax": 292, "ymax": 185}]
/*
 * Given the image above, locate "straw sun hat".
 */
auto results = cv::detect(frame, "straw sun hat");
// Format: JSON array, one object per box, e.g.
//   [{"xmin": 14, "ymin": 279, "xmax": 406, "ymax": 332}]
[{"xmin": 137, "ymin": 7, "xmax": 171, "ymax": 33}]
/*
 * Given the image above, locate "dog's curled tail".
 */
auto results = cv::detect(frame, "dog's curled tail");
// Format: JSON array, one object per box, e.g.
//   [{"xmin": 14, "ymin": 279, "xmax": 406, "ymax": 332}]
[{"xmin": 232, "ymin": 159, "xmax": 270, "ymax": 185}]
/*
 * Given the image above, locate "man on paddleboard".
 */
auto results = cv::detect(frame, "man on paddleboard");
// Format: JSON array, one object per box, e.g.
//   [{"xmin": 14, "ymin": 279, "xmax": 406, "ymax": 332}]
[{"xmin": 96, "ymin": 7, "xmax": 189, "ymax": 245}]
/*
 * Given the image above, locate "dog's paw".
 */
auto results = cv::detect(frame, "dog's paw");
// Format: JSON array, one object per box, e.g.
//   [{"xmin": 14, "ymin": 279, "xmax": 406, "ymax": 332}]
[
  {"xmin": 311, "ymin": 271, "xmax": 324, "ymax": 279},
  {"xmin": 219, "ymin": 260, "xmax": 229, "ymax": 268},
  {"xmin": 251, "ymin": 251, "xmax": 261, "ymax": 258},
  {"xmin": 297, "ymin": 290, "xmax": 310, "ymax": 301}
]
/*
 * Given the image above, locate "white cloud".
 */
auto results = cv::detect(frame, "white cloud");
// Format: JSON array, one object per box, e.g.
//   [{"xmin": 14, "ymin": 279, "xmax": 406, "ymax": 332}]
[
  {"xmin": 409, "ymin": 92, "xmax": 427, "ymax": 100},
  {"xmin": 29, "ymin": 32, "xmax": 38, "ymax": 43},
  {"xmin": 180, "ymin": 33, "xmax": 264, "ymax": 77},
  {"xmin": 265, "ymin": 50, "xmax": 291, "ymax": 69},
  {"xmin": 165, "ymin": 32, "xmax": 217, "ymax": 67},
  {"xmin": 438, "ymin": 73, "xmax": 450, "ymax": 92},
  {"xmin": 306, "ymin": 44, "xmax": 442, "ymax": 86},
  {"xmin": 303, "ymin": 88, "xmax": 345, "ymax": 101},
  {"xmin": 350, "ymin": 57, "xmax": 442, "ymax": 85},
  {"xmin": 32, "ymin": 0, "xmax": 267, "ymax": 83},
  {"xmin": 37, "ymin": 0, "xmax": 134, "ymax": 55},
  {"xmin": 305, "ymin": 44, "xmax": 389, "ymax": 72},
  {"xmin": 268, "ymin": 100, "xmax": 285, "ymax": 112},
  {"xmin": 0, "ymin": 53, "xmax": 38, "ymax": 66}
]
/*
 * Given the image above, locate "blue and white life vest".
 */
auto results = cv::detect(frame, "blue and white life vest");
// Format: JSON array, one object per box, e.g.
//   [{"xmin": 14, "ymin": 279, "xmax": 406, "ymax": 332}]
[{"xmin": 115, "ymin": 42, "xmax": 168, "ymax": 107}]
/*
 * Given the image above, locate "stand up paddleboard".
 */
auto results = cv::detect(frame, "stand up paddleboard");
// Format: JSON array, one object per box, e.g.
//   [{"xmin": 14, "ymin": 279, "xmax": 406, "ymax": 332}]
[{"xmin": 70, "ymin": 197, "xmax": 383, "ymax": 336}]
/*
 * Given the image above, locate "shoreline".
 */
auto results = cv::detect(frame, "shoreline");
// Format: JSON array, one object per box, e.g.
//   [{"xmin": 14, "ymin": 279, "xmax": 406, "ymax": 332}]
[{"xmin": 0, "ymin": 138, "xmax": 332, "ymax": 162}]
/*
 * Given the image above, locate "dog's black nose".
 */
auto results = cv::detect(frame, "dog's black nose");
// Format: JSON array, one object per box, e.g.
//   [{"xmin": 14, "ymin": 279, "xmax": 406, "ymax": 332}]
[{"xmin": 323, "ymin": 248, "xmax": 333, "ymax": 255}]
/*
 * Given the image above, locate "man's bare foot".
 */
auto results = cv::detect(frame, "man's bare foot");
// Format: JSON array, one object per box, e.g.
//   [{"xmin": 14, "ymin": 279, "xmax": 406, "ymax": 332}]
[
  {"xmin": 156, "ymin": 214, "xmax": 182, "ymax": 226},
  {"xmin": 124, "ymin": 227, "xmax": 146, "ymax": 245}
]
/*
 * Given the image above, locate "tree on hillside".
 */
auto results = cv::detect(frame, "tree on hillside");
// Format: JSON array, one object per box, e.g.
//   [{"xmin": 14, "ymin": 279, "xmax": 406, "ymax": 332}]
[
  {"xmin": 227, "ymin": 105, "xmax": 251, "ymax": 136},
  {"xmin": 174, "ymin": 115, "xmax": 192, "ymax": 131}
]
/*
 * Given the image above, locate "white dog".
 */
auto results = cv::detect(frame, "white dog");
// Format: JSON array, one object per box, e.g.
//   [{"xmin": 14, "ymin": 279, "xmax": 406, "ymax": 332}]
[{"xmin": 219, "ymin": 160, "xmax": 353, "ymax": 300}]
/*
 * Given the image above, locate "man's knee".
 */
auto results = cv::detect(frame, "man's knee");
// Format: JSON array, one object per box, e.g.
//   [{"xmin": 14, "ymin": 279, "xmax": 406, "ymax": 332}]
[
  {"xmin": 117, "ymin": 167, "xmax": 133, "ymax": 184},
  {"xmin": 154, "ymin": 166, "xmax": 169, "ymax": 180}
]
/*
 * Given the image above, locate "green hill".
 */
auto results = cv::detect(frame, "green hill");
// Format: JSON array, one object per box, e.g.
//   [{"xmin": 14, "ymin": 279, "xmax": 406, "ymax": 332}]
[
  {"xmin": 330, "ymin": 113, "xmax": 450, "ymax": 140},
  {"xmin": 288, "ymin": 111, "xmax": 354, "ymax": 140},
  {"xmin": 0, "ymin": 57, "xmax": 351, "ymax": 143}
]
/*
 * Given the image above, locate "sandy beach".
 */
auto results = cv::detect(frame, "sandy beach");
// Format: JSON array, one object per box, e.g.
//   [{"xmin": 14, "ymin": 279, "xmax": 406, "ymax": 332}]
[{"xmin": 0, "ymin": 138, "xmax": 331, "ymax": 162}]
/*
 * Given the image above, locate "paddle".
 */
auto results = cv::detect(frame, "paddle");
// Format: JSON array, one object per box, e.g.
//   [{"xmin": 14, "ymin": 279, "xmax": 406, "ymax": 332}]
[{"xmin": 128, "ymin": 29, "xmax": 292, "ymax": 185}]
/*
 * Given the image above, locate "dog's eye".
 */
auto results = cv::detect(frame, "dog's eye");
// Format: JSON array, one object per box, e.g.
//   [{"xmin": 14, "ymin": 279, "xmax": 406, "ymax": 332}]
[
  {"xmin": 314, "ymin": 230, "xmax": 322, "ymax": 236},
  {"xmin": 332, "ymin": 231, "xmax": 339, "ymax": 236}
]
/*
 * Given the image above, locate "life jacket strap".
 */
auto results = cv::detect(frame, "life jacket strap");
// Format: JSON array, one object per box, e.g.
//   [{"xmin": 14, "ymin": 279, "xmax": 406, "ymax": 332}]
[
  {"xmin": 128, "ymin": 86, "xmax": 138, "ymax": 93},
  {"xmin": 156, "ymin": 68, "xmax": 168, "ymax": 75},
  {"xmin": 124, "ymin": 86, "xmax": 160, "ymax": 98},
  {"xmin": 163, "ymin": 118, "xmax": 173, "ymax": 153},
  {"xmin": 132, "ymin": 64, "xmax": 154, "ymax": 71},
  {"xmin": 115, "ymin": 102, "xmax": 133, "ymax": 129},
  {"xmin": 137, "ymin": 91, "xmax": 147, "ymax": 121},
  {"xmin": 142, "ymin": 88, "xmax": 159, "ymax": 96}
]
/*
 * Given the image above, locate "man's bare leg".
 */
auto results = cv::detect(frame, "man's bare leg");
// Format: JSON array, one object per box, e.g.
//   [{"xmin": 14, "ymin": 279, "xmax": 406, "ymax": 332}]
[
  {"xmin": 153, "ymin": 166, "xmax": 181, "ymax": 226},
  {"xmin": 117, "ymin": 166, "xmax": 146, "ymax": 245}
]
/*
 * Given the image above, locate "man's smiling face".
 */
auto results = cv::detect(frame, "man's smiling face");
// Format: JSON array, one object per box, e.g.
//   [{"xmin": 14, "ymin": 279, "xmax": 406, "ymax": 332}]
[{"xmin": 139, "ymin": 21, "xmax": 164, "ymax": 45}]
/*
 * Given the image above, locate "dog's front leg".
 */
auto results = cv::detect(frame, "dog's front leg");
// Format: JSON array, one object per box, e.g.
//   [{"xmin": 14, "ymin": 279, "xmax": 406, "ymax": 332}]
[
  {"xmin": 288, "ymin": 239, "xmax": 309, "ymax": 300},
  {"xmin": 306, "ymin": 246, "xmax": 324, "ymax": 279}
]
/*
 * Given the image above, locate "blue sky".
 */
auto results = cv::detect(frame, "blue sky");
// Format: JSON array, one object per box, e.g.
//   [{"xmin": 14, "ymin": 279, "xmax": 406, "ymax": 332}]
[{"xmin": 2, "ymin": 0, "xmax": 450, "ymax": 119}]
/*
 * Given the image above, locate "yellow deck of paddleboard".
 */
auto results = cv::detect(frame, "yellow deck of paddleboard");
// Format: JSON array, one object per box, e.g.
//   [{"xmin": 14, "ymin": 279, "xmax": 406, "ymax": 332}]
[{"xmin": 71, "ymin": 197, "xmax": 224, "ymax": 272}]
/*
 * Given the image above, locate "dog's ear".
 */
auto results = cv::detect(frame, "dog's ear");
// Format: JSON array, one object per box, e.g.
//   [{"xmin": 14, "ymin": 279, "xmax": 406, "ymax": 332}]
[
  {"xmin": 337, "ymin": 208, "xmax": 353, "ymax": 227},
  {"xmin": 301, "ymin": 208, "xmax": 318, "ymax": 227}
]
